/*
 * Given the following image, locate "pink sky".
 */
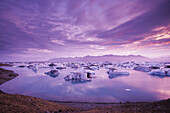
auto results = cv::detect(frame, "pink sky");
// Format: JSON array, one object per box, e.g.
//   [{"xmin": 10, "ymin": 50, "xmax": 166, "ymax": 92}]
[{"xmin": 0, "ymin": 0, "xmax": 170, "ymax": 61}]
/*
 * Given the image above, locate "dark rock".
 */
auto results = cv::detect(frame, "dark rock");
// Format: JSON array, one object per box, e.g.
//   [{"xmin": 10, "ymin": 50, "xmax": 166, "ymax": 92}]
[
  {"xmin": 0, "ymin": 90, "xmax": 6, "ymax": 94},
  {"xmin": 58, "ymin": 109, "xmax": 62, "ymax": 112}
]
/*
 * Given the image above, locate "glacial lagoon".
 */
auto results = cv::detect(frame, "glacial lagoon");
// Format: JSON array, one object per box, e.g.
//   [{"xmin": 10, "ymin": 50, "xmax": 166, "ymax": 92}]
[{"xmin": 0, "ymin": 66, "xmax": 170, "ymax": 103}]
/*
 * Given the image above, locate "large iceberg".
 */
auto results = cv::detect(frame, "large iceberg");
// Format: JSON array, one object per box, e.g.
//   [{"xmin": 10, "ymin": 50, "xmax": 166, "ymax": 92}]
[{"xmin": 64, "ymin": 72, "xmax": 92, "ymax": 83}]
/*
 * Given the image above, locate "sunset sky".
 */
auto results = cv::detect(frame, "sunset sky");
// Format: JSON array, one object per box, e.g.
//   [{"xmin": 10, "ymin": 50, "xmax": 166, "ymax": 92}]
[{"xmin": 0, "ymin": 0, "xmax": 170, "ymax": 61}]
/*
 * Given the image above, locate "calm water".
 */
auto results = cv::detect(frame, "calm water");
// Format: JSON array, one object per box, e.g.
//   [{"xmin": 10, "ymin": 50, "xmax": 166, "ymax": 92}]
[{"xmin": 0, "ymin": 66, "xmax": 170, "ymax": 103}]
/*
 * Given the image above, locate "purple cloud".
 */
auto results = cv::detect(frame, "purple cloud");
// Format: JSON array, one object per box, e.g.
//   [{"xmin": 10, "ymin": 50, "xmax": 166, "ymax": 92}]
[{"xmin": 0, "ymin": 0, "xmax": 170, "ymax": 61}]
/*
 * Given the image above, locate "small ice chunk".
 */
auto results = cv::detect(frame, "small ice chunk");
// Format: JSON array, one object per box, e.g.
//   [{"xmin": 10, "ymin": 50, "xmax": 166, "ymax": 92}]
[
  {"xmin": 58, "ymin": 83, "xmax": 63, "ymax": 85},
  {"xmin": 125, "ymin": 88, "xmax": 131, "ymax": 91}
]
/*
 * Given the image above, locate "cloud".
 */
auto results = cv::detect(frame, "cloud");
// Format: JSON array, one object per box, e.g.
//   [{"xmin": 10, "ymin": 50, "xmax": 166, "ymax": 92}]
[
  {"xmin": 90, "ymin": 45, "xmax": 106, "ymax": 50},
  {"xmin": 51, "ymin": 39, "xmax": 65, "ymax": 46},
  {"xmin": 26, "ymin": 48, "xmax": 53, "ymax": 53},
  {"xmin": 97, "ymin": 0, "xmax": 170, "ymax": 45},
  {"xmin": 0, "ymin": 0, "xmax": 169, "ymax": 61}
]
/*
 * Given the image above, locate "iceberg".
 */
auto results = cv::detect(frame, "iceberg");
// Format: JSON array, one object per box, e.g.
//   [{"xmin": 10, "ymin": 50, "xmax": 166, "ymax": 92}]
[
  {"xmin": 45, "ymin": 70, "xmax": 59, "ymax": 78},
  {"xmin": 64, "ymin": 72, "xmax": 91, "ymax": 83},
  {"xmin": 27, "ymin": 65, "xmax": 38, "ymax": 73},
  {"xmin": 107, "ymin": 68, "xmax": 129, "ymax": 79},
  {"xmin": 149, "ymin": 69, "xmax": 170, "ymax": 76},
  {"xmin": 134, "ymin": 66, "xmax": 151, "ymax": 72}
]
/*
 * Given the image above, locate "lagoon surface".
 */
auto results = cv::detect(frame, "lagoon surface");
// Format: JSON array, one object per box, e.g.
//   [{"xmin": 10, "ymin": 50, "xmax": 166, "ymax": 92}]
[{"xmin": 0, "ymin": 66, "xmax": 170, "ymax": 103}]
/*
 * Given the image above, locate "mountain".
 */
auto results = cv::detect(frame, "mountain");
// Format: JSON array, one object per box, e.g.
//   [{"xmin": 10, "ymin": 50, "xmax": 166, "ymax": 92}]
[
  {"xmin": 48, "ymin": 55, "xmax": 150, "ymax": 63},
  {"xmin": 151, "ymin": 57, "xmax": 170, "ymax": 62}
]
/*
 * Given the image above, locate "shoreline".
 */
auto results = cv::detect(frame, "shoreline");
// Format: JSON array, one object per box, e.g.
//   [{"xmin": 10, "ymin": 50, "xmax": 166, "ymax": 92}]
[
  {"xmin": 0, "ymin": 68, "xmax": 18, "ymax": 85},
  {"xmin": 0, "ymin": 66, "xmax": 170, "ymax": 112}
]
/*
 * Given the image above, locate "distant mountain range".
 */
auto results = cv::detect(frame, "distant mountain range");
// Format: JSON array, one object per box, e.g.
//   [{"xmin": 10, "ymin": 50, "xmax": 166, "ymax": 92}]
[
  {"xmin": 49, "ymin": 55, "xmax": 148, "ymax": 62},
  {"xmin": 49, "ymin": 54, "xmax": 170, "ymax": 63},
  {"xmin": 151, "ymin": 56, "xmax": 170, "ymax": 62}
]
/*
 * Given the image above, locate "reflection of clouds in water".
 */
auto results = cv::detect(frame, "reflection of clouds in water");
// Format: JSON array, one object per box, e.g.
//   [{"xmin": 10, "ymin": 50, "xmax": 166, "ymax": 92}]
[
  {"xmin": 0, "ymin": 67, "xmax": 170, "ymax": 102},
  {"xmin": 81, "ymin": 83, "xmax": 158, "ymax": 102},
  {"xmin": 156, "ymin": 89, "xmax": 170, "ymax": 100},
  {"xmin": 108, "ymin": 74, "xmax": 129, "ymax": 79},
  {"xmin": 65, "ymin": 79, "xmax": 92, "ymax": 84}
]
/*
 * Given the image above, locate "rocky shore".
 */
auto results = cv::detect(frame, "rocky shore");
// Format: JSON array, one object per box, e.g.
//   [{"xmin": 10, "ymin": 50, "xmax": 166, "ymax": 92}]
[
  {"xmin": 0, "ymin": 64, "xmax": 170, "ymax": 113},
  {"xmin": 0, "ymin": 68, "xmax": 18, "ymax": 85},
  {"xmin": 0, "ymin": 91, "xmax": 76, "ymax": 113}
]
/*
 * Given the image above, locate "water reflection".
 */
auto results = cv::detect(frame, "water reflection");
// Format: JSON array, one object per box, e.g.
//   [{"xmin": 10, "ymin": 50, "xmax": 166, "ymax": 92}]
[
  {"xmin": 0, "ymin": 66, "xmax": 170, "ymax": 103},
  {"xmin": 108, "ymin": 74, "xmax": 129, "ymax": 79},
  {"xmin": 32, "ymin": 68, "xmax": 38, "ymax": 73},
  {"xmin": 46, "ymin": 74, "xmax": 59, "ymax": 78},
  {"xmin": 65, "ymin": 79, "xmax": 92, "ymax": 84}
]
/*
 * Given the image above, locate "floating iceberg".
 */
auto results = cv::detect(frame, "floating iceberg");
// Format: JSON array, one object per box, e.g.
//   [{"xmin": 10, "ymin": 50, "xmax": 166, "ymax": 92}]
[
  {"xmin": 149, "ymin": 69, "xmax": 170, "ymax": 76},
  {"xmin": 89, "ymin": 65, "xmax": 99, "ymax": 70},
  {"xmin": 70, "ymin": 63, "xmax": 79, "ymax": 69},
  {"xmin": 134, "ymin": 66, "xmax": 151, "ymax": 72},
  {"xmin": 27, "ymin": 65, "xmax": 38, "ymax": 73},
  {"xmin": 104, "ymin": 65, "xmax": 114, "ymax": 69},
  {"xmin": 64, "ymin": 72, "xmax": 92, "ymax": 83},
  {"xmin": 56, "ymin": 64, "xmax": 66, "ymax": 69},
  {"xmin": 125, "ymin": 88, "xmax": 132, "ymax": 91},
  {"xmin": 84, "ymin": 70, "xmax": 95, "ymax": 76},
  {"xmin": 45, "ymin": 70, "xmax": 59, "ymax": 78},
  {"xmin": 149, "ymin": 64, "xmax": 170, "ymax": 76},
  {"xmin": 107, "ymin": 68, "xmax": 129, "ymax": 79}
]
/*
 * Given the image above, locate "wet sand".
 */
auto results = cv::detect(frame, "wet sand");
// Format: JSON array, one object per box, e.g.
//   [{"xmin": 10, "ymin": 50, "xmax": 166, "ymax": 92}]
[{"xmin": 0, "ymin": 64, "xmax": 170, "ymax": 113}]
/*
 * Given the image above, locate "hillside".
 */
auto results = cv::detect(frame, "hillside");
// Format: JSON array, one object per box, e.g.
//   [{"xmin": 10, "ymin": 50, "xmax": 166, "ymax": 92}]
[{"xmin": 49, "ymin": 55, "xmax": 150, "ymax": 63}]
